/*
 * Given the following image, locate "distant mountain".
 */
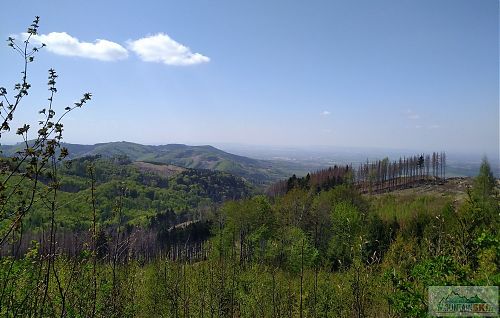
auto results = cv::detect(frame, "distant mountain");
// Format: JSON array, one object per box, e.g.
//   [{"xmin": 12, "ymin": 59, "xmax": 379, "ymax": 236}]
[{"xmin": 2, "ymin": 141, "xmax": 306, "ymax": 186}]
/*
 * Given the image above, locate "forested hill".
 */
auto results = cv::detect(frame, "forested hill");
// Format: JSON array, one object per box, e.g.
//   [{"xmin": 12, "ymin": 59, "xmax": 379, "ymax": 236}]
[
  {"xmin": 1, "ymin": 141, "xmax": 298, "ymax": 186},
  {"xmin": 15, "ymin": 156, "xmax": 253, "ymax": 231}
]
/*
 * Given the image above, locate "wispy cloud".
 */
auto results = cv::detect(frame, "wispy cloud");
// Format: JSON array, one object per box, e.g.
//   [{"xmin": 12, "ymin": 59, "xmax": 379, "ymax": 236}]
[
  {"xmin": 128, "ymin": 33, "xmax": 209, "ymax": 66},
  {"xmin": 404, "ymin": 109, "xmax": 420, "ymax": 120},
  {"xmin": 428, "ymin": 124, "xmax": 440, "ymax": 129},
  {"xmin": 321, "ymin": 110, "xmax": 331, "ymax": 116},
  {"xmin": 27, "ymin": 32, "xmax": 128, "ymax": 61}
]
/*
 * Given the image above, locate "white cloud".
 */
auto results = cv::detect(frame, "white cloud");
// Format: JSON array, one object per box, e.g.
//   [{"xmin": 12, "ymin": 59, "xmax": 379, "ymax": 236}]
[
  {"xmin": 428, "ymin": 124, "xmax": 440, "ymax": 129},
  {"xmin": 26, "ymin": 32, "xmax": 128, "ymax": 61},
  {"xmin": 404, "ymin": 109, "xmax": 420, "ymax": 120},
  {"xmin": 321, "ymin": 110, "xmax": 331, "ymax": 116},
  {"xmin": 127, "ymin": 33, "xmax": 209, "ymax": 66}
]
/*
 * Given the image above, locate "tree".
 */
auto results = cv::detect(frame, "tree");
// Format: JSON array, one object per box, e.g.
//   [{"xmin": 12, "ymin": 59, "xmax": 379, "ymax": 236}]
[
  {"xmin": 417, "ymin": 155, "xmax": 424, "ymax": 178},
  {"xmin": 441, "ymin": 152, "xmax": 446, "ymax": 179},
  {"xmin": 472, "ymin": 157, "xmax": 496, "ymax": 200},
  {"xmin": 328, "ymin": 202, "xmax": 363, "ymax": 270},
  {"xmin": 0, "ymin": 17, "xmax": 90, "ymax": 316},
  {"xmin": 0, "ymin": 17, "xmax": 91, "ymax": 247},
  {"xmin": 425, "ymin": 154, "xmax": 430, "ymax": 178}
]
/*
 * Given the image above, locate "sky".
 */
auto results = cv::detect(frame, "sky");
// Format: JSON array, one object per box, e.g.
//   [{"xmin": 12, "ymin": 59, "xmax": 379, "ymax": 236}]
[{"xmin": 0, "ymin": 0, "xmax": 498, "ymax": 160}]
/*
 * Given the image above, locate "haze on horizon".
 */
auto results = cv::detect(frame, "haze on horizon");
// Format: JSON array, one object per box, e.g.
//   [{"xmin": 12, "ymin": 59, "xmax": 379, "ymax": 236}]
[{"xmin": 0, "ymin": 0, "xmax": 498, "ymax": 161}]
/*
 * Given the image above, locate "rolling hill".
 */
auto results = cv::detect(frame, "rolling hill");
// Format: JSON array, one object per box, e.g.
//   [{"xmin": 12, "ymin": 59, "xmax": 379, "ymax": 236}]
[{"xmin": 1, "ymin": 141, "xmax": 306, "ymax": 186}]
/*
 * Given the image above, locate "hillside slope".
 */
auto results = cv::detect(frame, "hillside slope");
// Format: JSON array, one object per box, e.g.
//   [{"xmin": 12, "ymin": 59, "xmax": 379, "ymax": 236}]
[
  {"xmin": 18, "ymin": 156, "xmax": 253, "ymax": 230},
  {"xmin": 2, "ymin": 141, "xmax": 301, "ymax": 186}
]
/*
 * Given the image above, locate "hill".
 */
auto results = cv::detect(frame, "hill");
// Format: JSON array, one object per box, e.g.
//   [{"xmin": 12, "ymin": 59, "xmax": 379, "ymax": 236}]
[
  {"xmin": 1, "ymin": 141, "xmax": 302, "ymax": 186},
  {"xmin": 17, "ymin": 156, "xmax": 254, "ymax": 231}
]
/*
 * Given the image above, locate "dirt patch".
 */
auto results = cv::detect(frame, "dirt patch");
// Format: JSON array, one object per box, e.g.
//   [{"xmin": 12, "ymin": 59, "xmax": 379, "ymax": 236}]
[
  {"xmin": 133, "ymin": 161, "xmax": 187, "ymax": 178},
  {"xmin": 367, "ymin": 177, "xmax": 475, "ymax": 203}
]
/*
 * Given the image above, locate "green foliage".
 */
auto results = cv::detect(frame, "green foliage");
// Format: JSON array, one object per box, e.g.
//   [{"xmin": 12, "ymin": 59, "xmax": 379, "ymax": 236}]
[
  {"xmin": 277, "ymin": 227, "xmax": 318, "ymax": 274},
  {"xmin": 472, "ymin": 157, "xmax": 497, "ymax": 200},
  {"xmin": 384, "ymin": 164, "xmax": 500, "ymax": 317},
  {"xmin": 1, "ymin": 18, "xmax": 498, "ymax": 316},
  {"xmin": 8, "ymin": 157, "xmax": 253, "ymax": 231},
  {"xmin": 0, "ymin": 141, "xmax": 298, "ymax": 186},
  {"xmin": 387, "ymin": 255, "xmax": 469, "ymax": 317},
  {"xmin": 1, "ymin": 161, "xmax": 498, "ymax": 317},
  {"xmin": 328, "ymin": 202, "xmax": 363, "ymax": 269}
]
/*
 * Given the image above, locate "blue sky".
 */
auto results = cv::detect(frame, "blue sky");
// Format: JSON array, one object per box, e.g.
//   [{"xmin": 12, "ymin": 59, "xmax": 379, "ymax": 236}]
[{"xmin": 0, "ymin": 0, "xmax": 498, "ymax": 158}]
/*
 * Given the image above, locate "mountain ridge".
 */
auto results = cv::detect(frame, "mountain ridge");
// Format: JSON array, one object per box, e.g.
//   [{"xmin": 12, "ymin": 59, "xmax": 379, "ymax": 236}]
[{"xmin": 2, "ymin": 141, "xmax": 305, "ymax": 186}]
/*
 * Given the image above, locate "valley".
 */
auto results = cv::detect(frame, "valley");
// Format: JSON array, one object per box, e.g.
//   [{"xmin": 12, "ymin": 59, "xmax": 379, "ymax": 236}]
[{"xmin": 0, "ymin": 7, "xmax": 498, "ymax": 317}]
